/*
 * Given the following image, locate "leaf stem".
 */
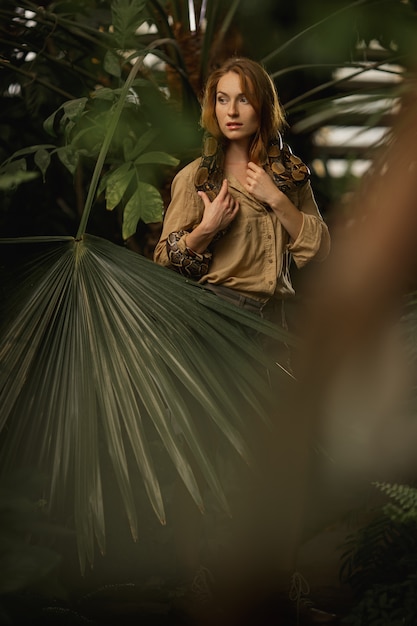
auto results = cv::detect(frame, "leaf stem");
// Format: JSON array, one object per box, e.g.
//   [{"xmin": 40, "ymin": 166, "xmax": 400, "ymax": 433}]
[{"xmin": 75, "ymin": 55, "xmax": 144, "ymax": 240}]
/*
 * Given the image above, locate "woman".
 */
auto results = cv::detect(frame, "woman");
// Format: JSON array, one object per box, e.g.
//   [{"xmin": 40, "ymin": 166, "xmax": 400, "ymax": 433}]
[
  {"xmin": 153, "ymin": 59, "xmax": 332, "ymax": 621},
  {"xmin": 153, "ymin": 57, "xmax": 330, "ymax": 325}
]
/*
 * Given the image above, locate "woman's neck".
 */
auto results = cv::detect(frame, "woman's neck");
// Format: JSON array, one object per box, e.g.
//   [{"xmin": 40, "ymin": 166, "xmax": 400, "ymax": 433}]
[
  {"xmin": 225, "ymin": 141, "xmax": 250, "ymax": 165},
  {"xmin": 224, "ymin": 143, "xmax": 252, "ymax": 186}
]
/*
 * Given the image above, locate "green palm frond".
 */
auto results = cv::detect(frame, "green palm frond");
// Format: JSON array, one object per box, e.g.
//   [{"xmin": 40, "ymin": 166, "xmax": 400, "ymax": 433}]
[{"xmin": 0, "ymin": 234, "xmax": 293, "ymax": 572}]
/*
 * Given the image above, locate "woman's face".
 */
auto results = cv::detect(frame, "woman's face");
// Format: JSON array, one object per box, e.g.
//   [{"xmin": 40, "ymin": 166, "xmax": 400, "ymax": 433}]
[{"xmin": 215, "ymin": 71, "xmax": 259, "ymax": 144}]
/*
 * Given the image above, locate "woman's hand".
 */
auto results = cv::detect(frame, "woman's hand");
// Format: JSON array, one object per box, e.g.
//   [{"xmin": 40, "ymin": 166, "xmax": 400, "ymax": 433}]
[
  {"xmin": 245, "ymin": 162, "xmax": 303, "ymax": 241},
  {"xmin": 244, "ymin": 161, "xmax": 282, "ymax": 207},
  {"xmin": 186, "ymin": 179, "xmax": 239, "ymax": 254},
  {"xmin": 198, "ymin": 178, "xmax": 239, "ymax": 234}
]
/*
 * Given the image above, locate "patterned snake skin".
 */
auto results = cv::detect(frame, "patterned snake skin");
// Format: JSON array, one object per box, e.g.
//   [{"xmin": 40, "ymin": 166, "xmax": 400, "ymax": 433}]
[{"xmin": 194, "ymin": 132, "xmax": 310, "ymax": 199}]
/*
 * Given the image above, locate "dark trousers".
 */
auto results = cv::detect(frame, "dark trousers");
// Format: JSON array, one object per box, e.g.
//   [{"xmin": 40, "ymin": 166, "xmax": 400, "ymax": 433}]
[{"xmin": 203, "ymin": 282, "xmax": 293, "ymax": 373}]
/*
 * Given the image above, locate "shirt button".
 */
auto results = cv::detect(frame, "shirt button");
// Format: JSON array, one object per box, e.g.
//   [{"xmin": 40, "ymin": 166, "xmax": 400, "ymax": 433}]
[
  {"xmin": 269, "ymin": 281, "xmax": 273, "ymax": 285},
  {"xmin": 267, "ymin": 235, "xmax": 272, "ymax": 239},
  {"xmin": 268, "ymin": 259, "xmax": 273, "ymax": 263}
]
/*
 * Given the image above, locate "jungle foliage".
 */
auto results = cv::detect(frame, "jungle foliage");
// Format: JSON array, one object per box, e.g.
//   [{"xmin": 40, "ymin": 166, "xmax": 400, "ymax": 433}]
[{"xmin": 1, "ymin": 2, "xmax": 417, "ymax": 621}]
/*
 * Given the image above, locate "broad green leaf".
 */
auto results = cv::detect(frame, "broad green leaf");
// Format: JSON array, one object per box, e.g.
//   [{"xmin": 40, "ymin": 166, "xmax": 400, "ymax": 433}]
[
  {"xmin": 91, "ymin": 81, "xmax": 148, "ymax": 103},
  {"xmin": 62, "ymin": 98, "xmax": 89, "ymax": 122},
  {"xmin": 134, "ymin": 151, "xmax": 179, "ymax": 167},
  {"xmin": 123, "ymin": 127, "xmax": 158, "ymax": 161},
  {"xmin": 91, "ymin": 87, "xmax": 119, "ymax": 102},
  {"xmin": 70, "ymin": 125, "xmax": 104, "ymax": 156},
  {"xmin": 103, "ymin": 50, "xmax": 121, "ymax": 78},
  {"xmin": 34, "ymin": 148, "xmax": 51, "ymax": 182},
  {"xmin": 1, "ymin": 158, "xmax": 27, "ymax": 174},
  {"xmin": 105, "ymin": 163, "xmax": 134, "ymax": 211},
  {"xmin": 122, "ymin": 182, "xmax": 163, "ymax": 240},
  {"xmin": 56, "ymin": 146, "xmax": 79, "ymax": 175},
  {"xmin": 62, "ymin": 119, "xmax": 76, "ymax": 140},
  {"xmin": 0, "ymin": 171, "xmax": 38, "ymax": 190},
  {"xmin": 111, "ymin": 0, "xmax": 148, "ymax": 49},
  {"xmin": 44, "ymin": 100, "xmax": 87, "ymax": 138},
  {"xmin": 1, "ymin": 144, "xmax": 56, "ymax": 165},
  {"xmin": 122, "ymin": 136, "xmax": 136, "ymax": 161},
  {"xmin": 43, "ymin": 110, "xmax": 60, "ymax": 137}
]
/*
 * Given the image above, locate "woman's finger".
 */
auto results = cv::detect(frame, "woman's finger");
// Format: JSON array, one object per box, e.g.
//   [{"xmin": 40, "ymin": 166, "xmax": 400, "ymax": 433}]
[{"xmin": 217, "ymin": 178, "xmax": 229, "ymax": 200}]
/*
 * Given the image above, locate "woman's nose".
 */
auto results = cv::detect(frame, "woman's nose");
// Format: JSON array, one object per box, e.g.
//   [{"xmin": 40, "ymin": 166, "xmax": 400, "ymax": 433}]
[{"xmin": 228, "ymin": 100, "xmax": 238, "ymax": 116}]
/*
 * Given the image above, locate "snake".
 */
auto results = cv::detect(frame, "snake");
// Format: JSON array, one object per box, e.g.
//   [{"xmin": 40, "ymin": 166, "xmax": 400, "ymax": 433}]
[{"xmin": 167, "ymin": 132, "xmax": 310, "ymax": 278}]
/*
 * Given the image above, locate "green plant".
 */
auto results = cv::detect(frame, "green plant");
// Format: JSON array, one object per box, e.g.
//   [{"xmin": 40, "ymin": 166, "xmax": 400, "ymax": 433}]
[
  {"xmin": 340, "ymin": 482, "xmax": 417, "ymax": 625},
  {"xmin": 2, "ymin": 0, "xmax": 417, "ymax": 579},
  {"xmin": 1, "ymin": 81, "xmax": 180, "ymax": 241}
]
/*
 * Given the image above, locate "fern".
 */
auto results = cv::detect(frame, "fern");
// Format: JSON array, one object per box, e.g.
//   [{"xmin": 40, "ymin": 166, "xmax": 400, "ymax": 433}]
[
  {"xmin": 341, "ymin": 482, "xmax": 417, "ymax": 625},
  {"xmin": 345, "ymin": 576, "xmax": 417, "ymax": 626},
  {"xmin": 375, "ymin": 481, "xmax": 417, "ymax": 523}
]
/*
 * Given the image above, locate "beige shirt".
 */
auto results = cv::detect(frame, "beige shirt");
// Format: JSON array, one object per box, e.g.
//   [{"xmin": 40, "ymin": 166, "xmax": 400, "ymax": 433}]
[{"xmin": 153, "ymin": 157, "xmax": 330, "ymax": 303}]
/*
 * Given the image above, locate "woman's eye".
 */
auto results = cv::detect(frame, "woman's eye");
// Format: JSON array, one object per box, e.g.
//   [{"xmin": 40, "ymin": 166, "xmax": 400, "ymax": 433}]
[
  {"xmin": 240, "ymin": 96, "xmax": 249, "ymax": 104},
  {"xmin": 217, "ymin": 96, "xmax": 227, "ymax": 104}
]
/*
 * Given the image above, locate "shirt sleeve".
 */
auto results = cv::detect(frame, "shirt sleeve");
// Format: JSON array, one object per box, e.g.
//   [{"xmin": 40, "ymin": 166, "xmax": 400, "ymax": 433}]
[
  {"xmin": 153, "ymin": 162, "xmax": 204, "ymax": 268},
  {"xmin": 287, "ymin": 181, "xmax": 331, "ymax": 268}
]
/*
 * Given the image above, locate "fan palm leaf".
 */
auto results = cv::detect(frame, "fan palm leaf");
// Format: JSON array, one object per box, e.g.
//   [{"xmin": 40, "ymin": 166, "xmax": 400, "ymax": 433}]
[{"xmin": 0, "ymin": 234, "xmax": 294, "ymax": 572}]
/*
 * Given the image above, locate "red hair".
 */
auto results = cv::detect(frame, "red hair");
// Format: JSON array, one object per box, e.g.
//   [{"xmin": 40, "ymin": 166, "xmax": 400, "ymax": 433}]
[{"xmin": 200, "ymin": 57, "xmax": 287, "ymax": 164}]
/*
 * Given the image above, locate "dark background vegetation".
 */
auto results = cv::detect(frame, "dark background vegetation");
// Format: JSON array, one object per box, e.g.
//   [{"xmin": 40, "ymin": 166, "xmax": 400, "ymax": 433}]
[{"xmin": 1, "ymin": 1, "xmax": 417, "ymax": 624}]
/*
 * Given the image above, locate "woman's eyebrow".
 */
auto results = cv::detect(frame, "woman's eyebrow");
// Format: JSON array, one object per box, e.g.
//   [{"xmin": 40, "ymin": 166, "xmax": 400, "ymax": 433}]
[{"xmin": 216, "ymin": 90, "xmax": 245, "ymax": 97}]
